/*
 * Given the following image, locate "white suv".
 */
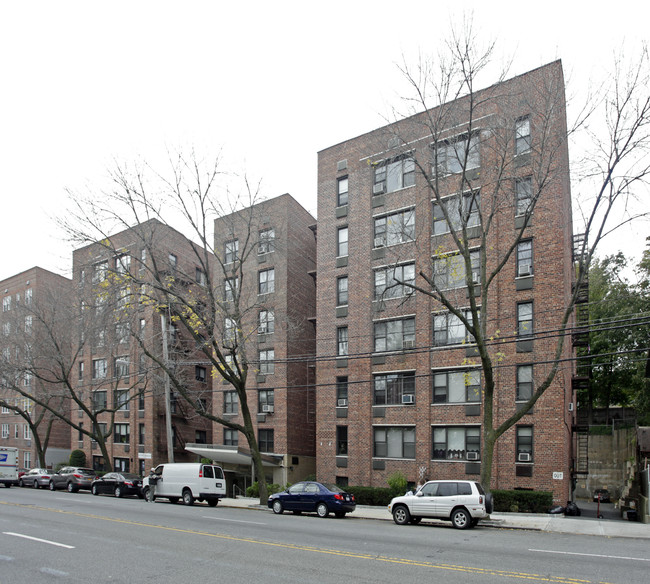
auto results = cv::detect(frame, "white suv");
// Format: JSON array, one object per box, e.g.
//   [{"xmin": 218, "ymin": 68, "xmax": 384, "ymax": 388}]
[{"xmin": 388, "ymin": 480, "xmax": 493, "ymax": 529}]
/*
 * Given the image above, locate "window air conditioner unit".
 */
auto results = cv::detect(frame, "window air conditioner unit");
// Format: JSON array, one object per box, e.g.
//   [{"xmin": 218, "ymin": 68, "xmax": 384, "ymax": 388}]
[
  {"xmin": 374, "ymin": 237, "xmax": 385, "ymax": 248},
  {"xmin": 568, "ymin": 402, "xmax": 574, "ymax": 412},
  {"xmin": 518, "ymin": 452, "xmax": 531, "ymax": 462},
  {"xmin": 262, "ymin": 405, "xmax": 274, "ymax": 413},
  {"xmin": 402, "ymin": 394, "xmax": 415, "ymax": 404},
  {"xmin": 337, "ymin": 398, "xmax": 348, "ymax": 407},
  {"xmin": 403, "ymin": 340, "xmax": 415, "ymax": 349},
  {"xmin": 373, "ymin": 182, "xmax": 386, "ymax": 195},
  {"xmin": 518, "ymin": 263, "xmax": 532, "ymax": 277},
  {"xmin": 257, "ymin": 326, "xmax": 267, "ymax": 334},
  {"xmin": 472, "ymin": 272, "xmax": 480, "ymax": 284},
  {"xmin": 466, "ymin": 451, "xmax": 479, "ymax": 461}
]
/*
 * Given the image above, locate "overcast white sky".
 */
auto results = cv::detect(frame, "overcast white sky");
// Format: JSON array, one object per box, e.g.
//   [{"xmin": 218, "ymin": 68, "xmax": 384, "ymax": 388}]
[{"xmin": 1, "ymin": 1, "xmax": 648, "ymax": 282}]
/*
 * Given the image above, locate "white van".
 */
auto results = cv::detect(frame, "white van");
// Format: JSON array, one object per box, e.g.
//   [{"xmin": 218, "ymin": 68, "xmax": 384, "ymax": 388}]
[
  {"xmin": 0, "ymin": 447, "xmax": 19, "ymax": 487},
  {"xmin": 142, "ymin": 463, "xmax": 226, "ymax": 506}
]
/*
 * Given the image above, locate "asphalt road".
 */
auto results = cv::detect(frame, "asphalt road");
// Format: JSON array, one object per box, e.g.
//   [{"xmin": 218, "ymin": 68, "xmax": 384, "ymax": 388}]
[{"xmin": 1, "ymin": 487, "xmax": 648, "ymax": 584}]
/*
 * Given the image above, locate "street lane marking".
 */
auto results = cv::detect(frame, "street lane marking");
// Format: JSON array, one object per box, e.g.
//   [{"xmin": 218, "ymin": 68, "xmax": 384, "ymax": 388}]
[
  {"xmin": 530, "ymin": 549, "xmax": 650, "ymax": 563},
  {"xmin": 201, "ymin": 515, "xmax": 267, "ymax": 525},
  {"xmin": 3, "ymin": 532, "xmax": 75, "ymax": 549}
]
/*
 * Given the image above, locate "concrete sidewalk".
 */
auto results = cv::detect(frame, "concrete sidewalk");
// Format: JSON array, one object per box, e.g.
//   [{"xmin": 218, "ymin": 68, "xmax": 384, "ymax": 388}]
[{"xmin": 219, "ymin": 497, "xmax": 650, "ymax": 539}]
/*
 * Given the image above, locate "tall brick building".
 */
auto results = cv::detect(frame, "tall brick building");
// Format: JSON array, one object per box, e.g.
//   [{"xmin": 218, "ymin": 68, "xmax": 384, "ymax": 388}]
[{"xmin": 315, "ymin": 61, "xmax": 575, "ymax": 502}]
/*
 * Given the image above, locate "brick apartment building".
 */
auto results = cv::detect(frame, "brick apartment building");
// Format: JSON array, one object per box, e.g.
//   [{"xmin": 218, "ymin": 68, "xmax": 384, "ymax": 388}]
[
  {"xmin": 0, "ymin": 267, "xmax": 72, "ymax": 469},
  {"xmin": 315, "ymin": 61, "xmax": 576, "ymax": 502}
]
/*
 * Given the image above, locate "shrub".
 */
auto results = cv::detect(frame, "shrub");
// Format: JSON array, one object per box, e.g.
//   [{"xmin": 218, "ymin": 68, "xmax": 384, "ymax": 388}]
[
  {"xmin": 246, "ymin": 482, "xmax": 284, "ymax": 498},
  {"xmin": 492, "ymin": 489, "xmax": 553, "ymax": 513},
  {"xmin": 386, "ymin": 471, "xmax": 408, "ymax": 498},
  {"xmin": 69, "ymin": 449, "xmax": 87, "ymax": 467}
]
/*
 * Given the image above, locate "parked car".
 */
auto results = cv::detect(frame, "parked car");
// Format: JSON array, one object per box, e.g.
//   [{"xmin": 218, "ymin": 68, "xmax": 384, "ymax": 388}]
[
  {"xmin": 19, "ymin": 468, "xmax": 52, "ymax": 488},
  {"xmin": 388, "ymin": 480, "xmax": 493, "ymax": 529},
  {"xmin": 267, "ymin": 481, "xmax": 356, "ymax": 518},
  {"xmin": 49, "ymin": 467, "xmax": 98, "ymax": 492},
  {"xmin": 593, "ymin": 489, "xmax": 611, "ymax": 503},
  {"xmin": 91, "ymin": 472, "xmax": 144, "ymax": 498}
]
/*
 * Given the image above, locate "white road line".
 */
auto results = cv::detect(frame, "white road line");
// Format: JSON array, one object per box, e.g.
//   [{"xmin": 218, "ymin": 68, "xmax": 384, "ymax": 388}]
[
  {"xmin": 3, "ymin": 532, "xmax": 75, "ymax": 549},
  {"xmin": 529, "ymin": 548, "xmax": 650, "ymax": 562},
  {"xmin": 201, "ymin": 516, "xmax": 267, "ymax": 525}
]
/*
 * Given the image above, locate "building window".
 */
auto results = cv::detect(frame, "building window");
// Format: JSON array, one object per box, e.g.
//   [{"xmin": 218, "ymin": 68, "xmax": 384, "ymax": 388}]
[
  {"xmin": 24, "ymin": 424, "xmax": 31, "ymax": 440},
  {"xmin": 224, "ymin": 391, "xmax": 238, "ymax": 414},
  {"xmin": 432, "ymin": 426, "xmax": 481, "ymax": 460},
  {"xmin": 224, "ymin": 428, "xmax": 238, "ymax": 446},
  {"xmin": 373, "ymin": 426, "xmax": 415, "ymax": 459},
  {"xmin": 435, "ymin": 133, "xmax": 480, "ymax": 175},
  {"xmin": 225, "ymin": 239, "xmax": 239, "ymax": 264},
  {"xmin": 115, "ymin": 254, "xmax": 131, "ymax": 275},
  {"xmin": 224, "ymin": 277, "xmax": 238, "ymax": 302},
  {"xmin": 517, "ymin": 240, "xmax": 533, "ymax": 277},
  {"xmin": 139, "ymin": 423, "xmax": 145, "ymax": 445},
  {"xmin": 433, "ymin": 370, "xmax": 481, "ymax": 403},
  {"xmin": 373, "ymin": 372, "xmax": 415, "ymax": 405},
  {"xmin": 114, "ymin": 423, "xmax": 130, "ymax": 444},
  {"xmin": 337, "ymin": 276, "xmax": 349, "ymax": 306},
  {"xmin": 24, "ymin": 451, "xmax": 31, "ymax": 469},
  {"xmin": 168, "ymin": 253, "xmax": 177, "ymax": 269},
  {"xmin": 258, "ymin": 389, "xmax": 274, "ymax": 413},
  {"xmin": 259, "ymin": 349, "xmax": 275, "ymax": 375},
  {"xmin": 258, "ymin": 228, "xmax": 275, "ymax": 254},
  {"xmin": 515, "ymin": 116, "xmax": 531, "ymax": 155},
  {"xmin": 258, "ymin": 310, "xmax": 275, "ymax": 334},
  {"xmin": 517, "ymin": 302, "xmax": 533, "ymax": 337},
  {"xmin": 337, "ymin": 226, "xmax": 349, "ymax": 258},
  {"xmin": 516, "ymin": 365, "xmax": 533, "ymax": 401},
  {"xmin": 515, "ymin": 177, "xmax": 533, "ymax": 216},
  {"xmin": 78, "ymin": 361, "xmax": 84, "ymax": 381},
  {"xmin": 115, "ymin": 322, "xmax": 130, "ymax": 344},
  {"xmin": 196, "ymin": 268, "xmax": 206, "ymax": 285},
  {"xmin": 24, "ymin": 372, "xmax": 33, "ymax": 387},
  {"xmin": 373, "ymin": 155, "xmax": 415, "ymax": 194},
  {"xmin": 115, "ymin": 389, "xmax": 129, "ymax": 411},
  {"xmin": 433, "ymin": 310, "xmax": 476, "ymax": 347},
  {"xmin": 433, "ymin": 251, "xmax": 481, "ymax": 290},
  {"xmin": 337, "ymin": 326, "xmax": 348, "ymax": 356},
  {"xmin": 2, "ymin": 322, "xmax": 10, "ymax": 336},
  {"xmin": 258, "ymin": 429, "xmax": 274, "ymax": 453},
  {"xmin": 2, "ymin": 296, "xmax": 10, "ymax": 312},
  {"xmin": 195, "ymin": 366, "xmax": 207, "ymax": 382},
  {"xmin": 92, "ymin": 261, "xmax": 108, "ymax": 284},
  {"xmin": 114, "ymin": 458, "xmax": 129, "ymax": 472},
  {"xmin": 78, "ymin": 422, "xmax": 84, "ymax": 442},
  {"xmin": 195, "ymin": 430, "xmax": 207, "ymax": 444},
  {"xmin": 337, "ymin": 176, "xmax": 349, "ymax": 206},
  {"xmin": 93, "ymin": 456, "xmax": 106, "ymax": 472},
  {"xmin": 92, "ymin": 359, "xmax": 107, "ymax": 379},
  {"xmin": 433, "ymin": 192, "xmax": 481, "ymax": 235},
  {"xmin": 336, "ymin": 426, "xmax": 348, "ymax": 455},
  {"xmin": 114, "ymin": 356, "xmax": 130, "ymax": 381},
  {"xmin": 258, "ymin": 268, "xmax": 275, "ymax": 294},
  {"xmin": 373, "ymin": 209, "xmax": 415, "ymax": 247},
  {"xmin": 336, "ymin": 376, "xmax": 348, "ymax": 406},
  {"xmin": 1, "ymin": 424, "xmax": 9, "ymax": 438},
  {"xmin": 374, "ymin": 263, "xmax": 415, "ymax": 300},
  {"xmin": 374, "ymin": 317, "xmax": 415, "ymax": 352},
  {"xmin": 516, "ymin": 426, "xmax": 533, "ymax": 462},
  {"xmin": 24, "ymin": 316, "xmax": 32, "ymax": 334},
  {"xmin": 92, "ymin": 391, "xmax": 107, "ymax": 411}
]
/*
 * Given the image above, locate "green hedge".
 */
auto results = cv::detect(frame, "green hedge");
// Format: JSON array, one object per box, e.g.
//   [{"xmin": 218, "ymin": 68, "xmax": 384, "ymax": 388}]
[
  {"xmin": 344, "ymin": 486, "xmax": 396, "ymax": 506},
  {"xmin": 492, "ymin": 489, "xmax": 553, "ymax": 513}
]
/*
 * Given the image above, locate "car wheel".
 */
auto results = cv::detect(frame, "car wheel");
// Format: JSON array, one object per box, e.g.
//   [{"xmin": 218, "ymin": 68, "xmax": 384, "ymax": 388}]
[
  {"xmin": 92, "ymin": 485, "xmax": 99, "ymax": 496},
  {"xmin": 316, "ymin": 502, "xmax": 329, "ymax": 518},
  {"xmin": 182, "ymin": 489, "xmax": 194, "ymax": 506},
  {"xmin": 410, "ymin": 517, "xmax": 422, "ymax": 525},
  {"xmin": 19, "ymin": 479, "xmax": 24, "ymax": 488},
  {"xmin": 49, "ymin": 481, "xmax": 56, "ymax": 491},
  {"xmin": 34, "ymin": 480, "xmax": 40, "ymax": 489},
  {"xmin": 67, "ymin": 482, "xmax": 77, "ymax": 493},
  {"xmin": 335, "ymin": 512, "xmax": 346, "ymax": 518},
  {"xmin": 451, "ymin": 508, "xmax": 471, "ymax": 529},
  {"xmin": 392, "ymin": 505, "xmax": 411, "ymax": 525},
  {"xmin": 485, "ymin": 493, "xmax": 494, "ymax": 514},
  {"xmin": 114, "ymin": 486, "xmax": 123, "ymax": 498},
  {"xmin": 207, "ymin": 499, "xmax": 218, "ymax": 507},
  {"xmin": 272, "ymin": 500, "xmax": 284, "ymax": 514}
]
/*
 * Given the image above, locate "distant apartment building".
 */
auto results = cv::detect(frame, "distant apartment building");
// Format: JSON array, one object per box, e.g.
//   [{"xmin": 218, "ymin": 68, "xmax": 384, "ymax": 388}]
[
  {"xmin": 0, "ymin": 267, "xmax": 73, "ymax": 469},
  {"xmin": 315, "ymin": 61, "xmax": 576, "ymax": 502}
]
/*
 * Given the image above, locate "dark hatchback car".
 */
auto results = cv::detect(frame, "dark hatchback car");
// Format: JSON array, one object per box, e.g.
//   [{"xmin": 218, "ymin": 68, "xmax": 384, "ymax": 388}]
[
  {"xmin": 91, "ymin": 472, "xmax": 144, "ymax": 498},
  {"xmin": 49, "ymin": 467, "xmax": 98, "ymax": 492},
  {"xmin": 593, "ymin": 489, "xmax": 611, "ymax": 503},
  {"xmin": 268, "ymin": 481, "xmax": 356, "ymax": 518}
]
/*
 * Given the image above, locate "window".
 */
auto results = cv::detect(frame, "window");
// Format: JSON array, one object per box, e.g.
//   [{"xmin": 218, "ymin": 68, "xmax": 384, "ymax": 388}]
[
  {"xmin": 115, "ymin": 254, "xmax": 131, "ymax": 275},
  {"xmin": 223, "ymin": 317, "xmax": 237, "ymax": 347},
  {"xmin": 433, "ymin": 310, "xmax": 476, "ymax": 346},
  {"xmin": 2, "ymin": 296, "xmax": 11, "ymax": 312},
  {"xmin": 374, "ymin": 372, "xmax": 415, "ymax": 405},
  {"xmin": 224, "ymin": 428, "xmax": 238, "ymax": 446},
  {"xmin": 517, "ymin": 365, "xmax": 533, "ymax": 401},
  {"xmin": 433, "ymin": 370, "xmax": 481, "ymax": 403},
  {"xmin": 516, "ymin": 426, "xmax": 533, "ymax": 461},
  {"xmin": 139, "ymin": 423, "xmax": 145, "ymax": 445},
  {"xmin": 24, "ymin": 424, "xmax": 31, "ymax": 440},
  {"xmin": 24, "ymin": 316, "xmax": 32, "ymax": 334},
  {"xmin": 433, "ymin": 192, "xmax": 481, "ymax": 235},
  {"xmin": 114, "ymin": 458, "xmax": 129, "ymax": 472},
  {"xmin": 337, "ymin": 226, "xmax": 348, "ymax": 257},
  {"xmin": 515, "ymin": 177, "xmax": 533, "ymax": 216},
  {"xmin": 92, "ymin": 261, "xmax": 108, "ymax": 284},
  {"xmin": 92, "ymin": 358, "xmax": 107, "ymax": 379},
  {"xmin": 515, "ymin": 116, "xmax": 531, "ymax": 155},
  {"xmin": 336, "ymin": 376, "xmax": 348, "ymax": 406},
  {"xmin": 195, "ymin": 366, "xmax": 207, "ymax": 382},
  {"xmin": 336, "ymin": 426, "xmax": 348, "ymax": 455},
  {"xmin": 24, "ymin": 451, "xmax": 31, "ymax": 468},
  {"xmin": 259, "ymin": 349, "xmax": 274, "ymax": 375},
  {"xmin": 225, "ymin": 239, "xmax": 239, "ymax": 264},
  {"xmin": 258, "ymin": 268, "xmax": 275, "ymax": 294},
  {"xmin": 92, "ymin": 390, "xmax": 107, "ymax": 411},
  {"xmin": 2, "ymin": 322, "xmax": 9, "ymax": 336},
  {"xmin": 337, "ymin": 176, "xmax": 349, "ymax": 206},
  {"xmin": 138, "ymin": 388, "xmax": 145, "ymax": 410},
  {"xmin": 25, "ymin": 288, "xmax": 32, "ymax": 305},
  {"xmin": 337, "ymin": 276, "xmax": 348, "ymax": 306},
  {"xmin": 24, "ymin": 372, "xmax": 33, "ymax": 388},
  {"xmin": 337, "ymin": 326, "xmax": 348, "ymax": 356},
  {"xmin": 258, "ymin": 389, "xmax": 274, "ymax": 413},
  {"xmin": 1, "ymin": 424, "xmax": 9, "ymax": 438},
  {"xmin": 195, "ymin": 430, "xmax": 207, "ymax": 444},
  {"xmin": 168, "ymin": 253, "xmax": 177, "ymax": 269},
  {"xmin": 78, "ymin": 361, "xmax": 84, "ymax": 381},
  {"xmin": 435, "ymin": 133, "xmax": 480, "ymax": 175},
  {"xmin": 374, "ymin": 263, "xmax": 415, "ymax": 300},
  {"xmin": 140, "ymin": 248, "xmax": 147, "ymax": 272},
  {"xmin": 432, "ymin": 426, "xmax": 481, "ymax": 460},
  {"xmin": 374, "ymin": 317, "xmax": 415, "ymax": 352},
  {"xmin": 78, "ymin": 423, "xmax": 84, "ymax": 442},
  {"xmin": 373, "ymin": 426, "xmax": 415, "ymax": 459},
  {"xmin": 196, "ymin": 268, "xmax": 206, "ymax": 286},
  {"xmin": 114, "ymin": 356, "xmax": 130, "ymax": 381},
  {"xmin": 517, "ymin": 302, "xmax": 533, "ymax": 337},
  {"xmin": 258, "ymin": 310, "xmax": 275, "ymax": 334},
  {"xmin": 433, "ymin": 250, "xmax": 481, "ymax": 289},
  {"xmin": 115, "ymin": 389, "xmax": 129, "ymax": 411},
  {"xmin": 517, "ymin": 240, "xmax": 533, "ymax": 277},
  {"xmin": 258, "ymin": 228, "xmax": 275, "ymax": 254},
  {"xmin": 373, "ymin": 155, "xmax": 415, "ymax": 194},
  {"xmin": 258, "ymin": 428, "xmax": 274, "ymax": 452},
  {"xmin": 224, "ymin": 391, "xmax": 238, "ymax": 414},
  {"xmin": 374, "ymin": 209, "xmax": 415, "ymax": 247},
  {"xmin": 115, "ymin": 322, "xmax": 130, "ymax": 344},
  {"xmin": 224, "ymin": 277, "xmax": 238, "ymax": 302}
]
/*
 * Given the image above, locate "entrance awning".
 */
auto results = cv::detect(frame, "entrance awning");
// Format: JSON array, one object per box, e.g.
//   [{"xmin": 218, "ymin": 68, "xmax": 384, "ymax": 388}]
[{"xmin": 184, "ymin": 443, "xmax": 283, "ymax": 467}]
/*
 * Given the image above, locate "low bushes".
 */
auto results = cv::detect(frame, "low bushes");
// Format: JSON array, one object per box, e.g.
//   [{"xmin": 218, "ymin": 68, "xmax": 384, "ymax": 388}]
[{"xmin": 492, "ymin": 489, "xmax": 553, "ymax": 513}]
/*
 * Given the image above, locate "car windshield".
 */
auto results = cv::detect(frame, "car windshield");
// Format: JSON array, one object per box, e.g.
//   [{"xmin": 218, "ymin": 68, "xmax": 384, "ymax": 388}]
[
  {"xmin": 475, "ymin": 483, "xmax": 486, "ymax": 495},
  {"xmin": 78, "ymin": 469, "xmax": 96, "ymax": 476}
]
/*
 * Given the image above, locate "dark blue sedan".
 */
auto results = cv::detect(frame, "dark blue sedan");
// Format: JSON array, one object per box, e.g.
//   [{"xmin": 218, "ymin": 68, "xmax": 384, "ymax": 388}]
[{"xmin": 268, "ymin": 481, "xmax": 356, "ymax": 518}]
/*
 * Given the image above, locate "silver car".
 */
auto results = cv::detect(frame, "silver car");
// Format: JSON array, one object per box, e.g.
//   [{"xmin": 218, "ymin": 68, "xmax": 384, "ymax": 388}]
[
  {"xmin": 19, "ymin": 468, "xmax": 52, "ymax": 488},
  {"xmin": 48, "ymin": 467, "xmax": 98, "ymax": 492}
]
